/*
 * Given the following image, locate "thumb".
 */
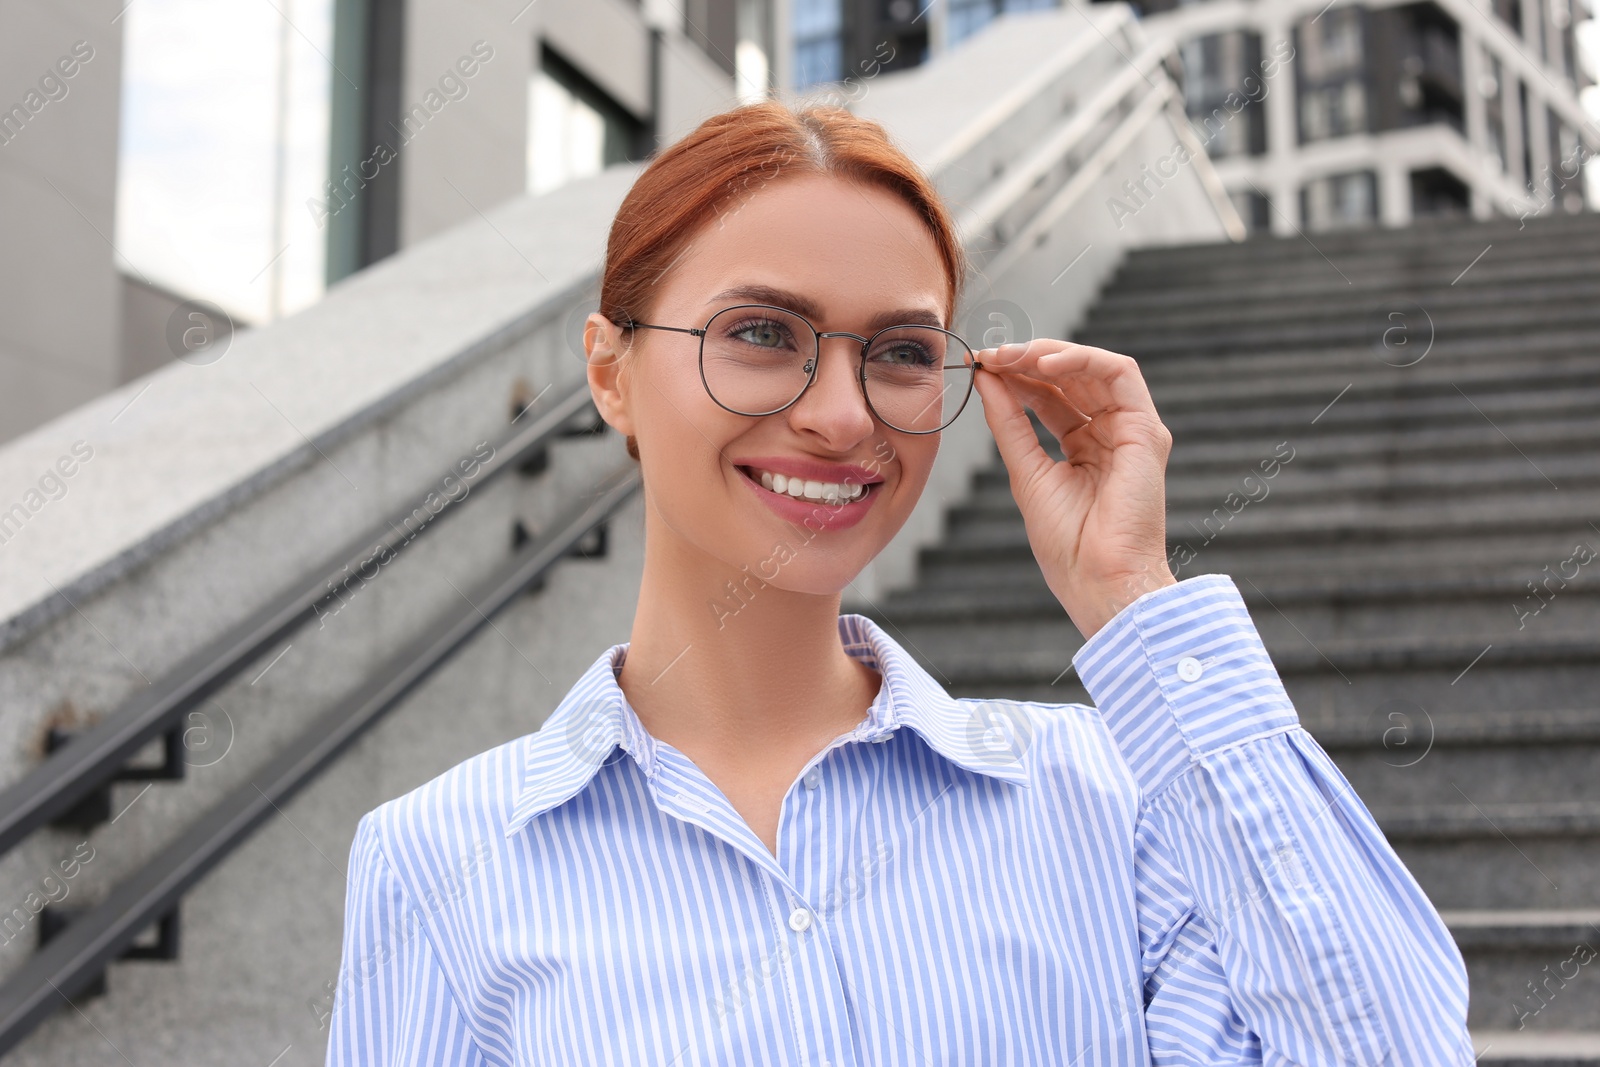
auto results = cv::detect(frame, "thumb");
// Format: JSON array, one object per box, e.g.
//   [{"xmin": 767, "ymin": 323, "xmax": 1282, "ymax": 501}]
[{"xmin": 974, "ymin": 368, "xmax": 1052, "ymax": 493}]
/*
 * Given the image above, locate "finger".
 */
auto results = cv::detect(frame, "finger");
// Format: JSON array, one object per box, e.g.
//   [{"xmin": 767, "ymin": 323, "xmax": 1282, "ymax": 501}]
[
  {"xmin": 1000, "ymin": 372, "xmax": 1094, "ymax": 446},
  {"xmin": 972, "ymin": 364, "xmax": 1055, "ymax": 491},
  {"xmin": 982, "ymin": 340, "xmax": 1159, "ymax": 422}
]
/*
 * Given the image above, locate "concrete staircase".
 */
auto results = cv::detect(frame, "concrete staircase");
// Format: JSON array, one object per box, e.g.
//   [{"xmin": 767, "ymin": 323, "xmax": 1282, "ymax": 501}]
[{"xmin": 862, "ymin": 211, "xmax": 1600, "ymax": 1062}]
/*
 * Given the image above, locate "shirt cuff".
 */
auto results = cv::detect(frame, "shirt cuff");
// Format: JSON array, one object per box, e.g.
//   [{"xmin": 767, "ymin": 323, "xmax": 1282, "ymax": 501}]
[{"xmin": 1070, "ymin": 572, "xmax": 1300, "ymax": 803}]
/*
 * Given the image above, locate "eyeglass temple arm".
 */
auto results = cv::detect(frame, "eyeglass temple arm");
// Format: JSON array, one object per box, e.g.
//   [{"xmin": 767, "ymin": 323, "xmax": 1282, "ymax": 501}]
[{"xmin": 620, "ymin": 321, "xmax": 705, "ymax": 337}]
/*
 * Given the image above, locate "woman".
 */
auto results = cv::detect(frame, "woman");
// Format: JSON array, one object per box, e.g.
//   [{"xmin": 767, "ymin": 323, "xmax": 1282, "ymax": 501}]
[{"xmin": 327, "ymin": 100, "xmax": 1474, "ymax": 1065}]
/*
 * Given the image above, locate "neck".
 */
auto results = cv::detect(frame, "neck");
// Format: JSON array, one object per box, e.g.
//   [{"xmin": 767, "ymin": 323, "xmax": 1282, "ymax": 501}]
[{"xmin": 618, "ymin": 522, "xmax": 880, "ymax": 769}]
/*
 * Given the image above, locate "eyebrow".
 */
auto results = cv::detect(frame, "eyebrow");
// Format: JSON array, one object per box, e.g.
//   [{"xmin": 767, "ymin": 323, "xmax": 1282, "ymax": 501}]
[{"xmin": 707, "ymin": 284, "xmax": 945, "ymax": 332}]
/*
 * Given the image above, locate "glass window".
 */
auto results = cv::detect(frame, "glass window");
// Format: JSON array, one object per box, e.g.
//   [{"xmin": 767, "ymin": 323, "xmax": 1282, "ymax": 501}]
[
  {"xmin": 793, "ymin": 0, "xmax": 843, "ymax": 88},
  {"xmin": 116, "ymin": 0, "xmax": 335, "ymax": 324},
  {"xmin": 1180, "ymin": 31, "xmax": 1268, "ymax": 158},
  {"xmin": 1229, "ymin": 188, "xmax": 1273, "ymax": 232},
  {"xmin": 1300, "ymin": 169, "xmax": 1378, "ymax": 229},
  {"xmin": 526, "ymin": 45, "xmax": 641, "ymax": 197},
  {"xmin": 1409, "ymin": 166, "xmax": 1470, "ymax": 217},
  {"xmin": 948, "ymin": 0, "xmax": 998, "ymax": 48},
  {"xmin": 945, "ymin": 0, "xmax": 1058, "ymax": 49},
  {"xmin": 1481, "ymin": 49, "xmax": 1506, "ymax": 172},
  {"xmin": 736, "ymin": 0, "xmax": 773, "ymax": 104},
  {"xmin": 1295, "ymin": 6, "xmax": 1368, "ymax": 143}
]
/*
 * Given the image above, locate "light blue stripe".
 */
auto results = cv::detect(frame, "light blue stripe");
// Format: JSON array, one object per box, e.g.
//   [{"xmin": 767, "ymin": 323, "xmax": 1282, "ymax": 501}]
[{"xmin": 327, "ymin": 573, "xmax": 1474, "ymax": 1066}]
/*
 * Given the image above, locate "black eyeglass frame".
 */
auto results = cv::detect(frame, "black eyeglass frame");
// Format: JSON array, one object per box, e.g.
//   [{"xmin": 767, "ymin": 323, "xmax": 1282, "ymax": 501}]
[{"xmin": 617, "ymin": 302, "xmax": 985, "ymax": 435}]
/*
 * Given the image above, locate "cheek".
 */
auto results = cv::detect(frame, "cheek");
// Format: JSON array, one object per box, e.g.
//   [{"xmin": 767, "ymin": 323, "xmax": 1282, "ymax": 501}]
[
  {"xmin": 882, "ymin": 436, "xmax": 936, "ymax": 497},
  {"xmin": 634, "ymin": 359, "xmax": 740, "ymax": 492}
]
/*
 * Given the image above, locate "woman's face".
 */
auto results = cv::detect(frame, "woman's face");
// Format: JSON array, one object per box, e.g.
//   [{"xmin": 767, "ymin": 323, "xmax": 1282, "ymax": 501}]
[{"xmin": 585, "ymin": 172, "xmax": 949, "ymax": 596}]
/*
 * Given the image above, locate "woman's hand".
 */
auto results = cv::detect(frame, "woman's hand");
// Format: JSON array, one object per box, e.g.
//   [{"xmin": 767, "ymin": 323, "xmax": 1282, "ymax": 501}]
[{"xmin": 970, "ymin": 339, "xmax": 1177, "ymax": 641}]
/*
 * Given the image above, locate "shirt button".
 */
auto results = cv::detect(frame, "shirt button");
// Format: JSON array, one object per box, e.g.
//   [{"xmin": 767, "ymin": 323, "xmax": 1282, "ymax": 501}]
[
  {"xmin": 803, "ymin": 768, "xmax": 822, "ymax": 789},
  {"xmin": 788, "ymin": 907, "xmax": 814, "ymax": 932},
  {"xmin": 1177, "ymin": 656, "xmax": 1204, "ymax": 682}
]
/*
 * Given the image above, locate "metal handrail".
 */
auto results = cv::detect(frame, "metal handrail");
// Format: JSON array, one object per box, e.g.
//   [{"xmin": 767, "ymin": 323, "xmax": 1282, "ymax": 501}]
[
  {"xmin": 0, "ymin": 460, "xmax": 642, "ymax": 1055},
  {"xmin": 0, "ymin": 379, "xmax": 599, "ymax": 858},
  {"xmin": 917, "ymin": 3, "xmax": 1135, "ymax": 177},
  {"xmin": 980, "ymin": 73, "xmax": 1246, "ymax": 282}
]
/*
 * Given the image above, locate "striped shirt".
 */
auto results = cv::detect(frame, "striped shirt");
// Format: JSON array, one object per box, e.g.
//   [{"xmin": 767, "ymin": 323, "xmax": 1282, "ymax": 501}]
[{"xmin": 326, "ymin": 573, "xmax": 1474, "ymax": 1065}]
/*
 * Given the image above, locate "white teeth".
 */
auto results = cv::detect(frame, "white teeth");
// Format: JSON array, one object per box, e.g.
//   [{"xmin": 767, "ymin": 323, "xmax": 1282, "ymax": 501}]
[{"xmin": 747, "ymin": 466, "xmax": 868, "ymax": 504}]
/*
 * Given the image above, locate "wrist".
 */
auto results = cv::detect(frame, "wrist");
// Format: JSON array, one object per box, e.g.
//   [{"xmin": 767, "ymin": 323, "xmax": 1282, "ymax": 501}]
[{"xmin": 1073, "ymin": 563, "xmax": 1178, "ymax": 640}]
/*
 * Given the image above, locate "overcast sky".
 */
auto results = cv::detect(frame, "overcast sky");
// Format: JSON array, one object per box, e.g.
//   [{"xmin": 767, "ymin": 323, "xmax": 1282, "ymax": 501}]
[{"xmin": 115, "ymin": 0, "xmax": 333, "ymax": 325}]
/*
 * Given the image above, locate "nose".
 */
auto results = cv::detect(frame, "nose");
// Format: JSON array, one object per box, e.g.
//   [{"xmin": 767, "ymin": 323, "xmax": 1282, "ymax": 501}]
[{"xmin": 786, "ymin": 335, "xmax": 875, "ymax": 445}]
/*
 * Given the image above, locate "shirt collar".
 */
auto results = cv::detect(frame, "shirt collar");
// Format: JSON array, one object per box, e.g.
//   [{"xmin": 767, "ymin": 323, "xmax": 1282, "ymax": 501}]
[{"xmin": 504, "ymin": 612, "xmax": 1032, "ymax": 838}]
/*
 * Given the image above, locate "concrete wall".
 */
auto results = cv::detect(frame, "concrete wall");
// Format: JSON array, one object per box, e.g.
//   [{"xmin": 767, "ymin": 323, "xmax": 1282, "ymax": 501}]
[
  {"xmin": 117, "ymin": 274, "xmax": 217, "ymax": 385},
  {"xmin": 395, "ymin": 0, "xmax": 747, "ymax": 251},
  {"xmin": 0, "ymin": 1, "xmax": 125, "ymax": 445}
]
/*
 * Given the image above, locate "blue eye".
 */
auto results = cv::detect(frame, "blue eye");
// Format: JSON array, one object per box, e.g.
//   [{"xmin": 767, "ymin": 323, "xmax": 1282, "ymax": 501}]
[
  {"xmin": 727, "ymin": 317, "xmax": 797, "ymax": 350},
  {"xmin": 869, "ymin": 339, "xmax": 938, "ymax": 368}
]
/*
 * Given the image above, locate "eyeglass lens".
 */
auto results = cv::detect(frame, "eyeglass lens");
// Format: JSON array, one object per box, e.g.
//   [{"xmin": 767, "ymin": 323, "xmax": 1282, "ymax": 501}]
[{"xmin": 699, "ymin": 305, "xmax": 975, "ymax": 433}]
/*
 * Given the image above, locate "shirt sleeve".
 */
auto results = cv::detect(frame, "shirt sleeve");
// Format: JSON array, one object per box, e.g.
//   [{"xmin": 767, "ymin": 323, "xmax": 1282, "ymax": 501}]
[
  {"xmin": 1070, "ymin": 572, "xmax": 1476, "ymax": 1066},
  {"xmin": 326, "ymin": 811, "xmax": 490, "ymax": 1067}
]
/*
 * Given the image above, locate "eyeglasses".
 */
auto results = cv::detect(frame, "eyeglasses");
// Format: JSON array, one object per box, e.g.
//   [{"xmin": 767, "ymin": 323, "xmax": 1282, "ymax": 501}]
[{"xmin": 619, "ymin": 303, "xmax": 984, "ymax": 435}]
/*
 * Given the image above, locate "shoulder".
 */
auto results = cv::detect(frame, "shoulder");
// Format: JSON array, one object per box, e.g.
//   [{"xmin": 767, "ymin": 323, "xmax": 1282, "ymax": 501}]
[{"xmin": 356, "ymin": 732, "xmax": 531, "ymax": 905}]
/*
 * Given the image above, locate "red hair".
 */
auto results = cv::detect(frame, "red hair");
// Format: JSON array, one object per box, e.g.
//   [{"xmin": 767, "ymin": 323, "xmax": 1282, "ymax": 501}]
[{"xmin": 598, "ymin": 98, "xmax": 970, "ymax": 461}]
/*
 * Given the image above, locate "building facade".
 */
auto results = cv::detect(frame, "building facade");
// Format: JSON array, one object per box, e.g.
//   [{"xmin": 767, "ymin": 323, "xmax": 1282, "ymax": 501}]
[
  {"xmin": 0, "ymin": 0, "xmax": 771, "ymax": 446},
  {"xmin": 776, "ymin": 0, "xmax": 1599, "ymax": 232}
]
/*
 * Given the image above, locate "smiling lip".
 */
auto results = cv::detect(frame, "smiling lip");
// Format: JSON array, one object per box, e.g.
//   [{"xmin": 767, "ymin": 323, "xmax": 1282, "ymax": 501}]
[
  {"xmin": 733, "ymin": 456, "xmax": 885, "ymax": 487},
  {"xmin": 732, "ymin": 458, "xmax": 883, "ymax": 531}
]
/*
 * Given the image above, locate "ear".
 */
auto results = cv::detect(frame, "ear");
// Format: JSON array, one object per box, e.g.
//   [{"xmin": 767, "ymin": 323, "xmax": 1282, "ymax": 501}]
[{"xmin": 585, "ymin": 314, "xmax": 636, "ymax": 438}]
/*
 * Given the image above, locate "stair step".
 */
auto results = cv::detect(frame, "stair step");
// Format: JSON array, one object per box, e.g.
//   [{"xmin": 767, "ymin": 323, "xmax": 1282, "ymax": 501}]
[
  {"xmin": 916, "ymin": 547, "xmax": 1598, "ymax": 595},
  {"xmin": 1086, "ymin": 276, "xmax": 1600, "ymax": 329},
  {"xmin": 946, "ymin": 488, "xmax": 1600, "ymax": 541},
  {"xmin": 1472, "ymin": 1030, "xmax": 1600, "ymax": 1064},
  {"xmin": 1113, "ymin": 211, "xmax": 1600, "ymax": 270},
  {"xmin": 1147, "ymin": 357, "xmax": 1600, "ymax": 419},
  {"xmin": 1446, "ymin": 910, "xmax": 1600, "ymax": 952},
  {"xmin": 964, "ymin": 454, "xmax": 1600, "ymax": 508},
  {"xmin": 1106, "ymin": 245, "xmax": 1600, "ymax": 296},
  {"xmin": 1158, "ymin": 383, "xmax": 1600, "ymax": 439},
  {"xmin": 1449, "ymin": 911, "xmax": 1600, "ymax": 1033},
  {"xmin": 1136, "ymin": 331, "xmax": 1600, "ymax": 387},
  {"xmin": 929, "ymin": 511, "xmax": 1600, "ymax": 562},
  {"xmin": 1385, "ymin": 814, "xmax": 1600, "ymax": 911},
  {"xmin": 872, "ymin": 570, "xmax": 1600, "ymax": 626},
  {"xmin": 1154, "ymin": 415, "xmax": 1600, "ymax": 471},
  {"xmin": 1079, "ymin": 305, "xmax": 1600, "ymax": 358}
]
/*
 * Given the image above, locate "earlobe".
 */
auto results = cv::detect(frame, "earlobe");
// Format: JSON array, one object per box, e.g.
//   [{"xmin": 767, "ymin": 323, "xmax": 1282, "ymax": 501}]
[{"xmin": 585, "ymin": 315, "xmax": 636, "ymax": 438}]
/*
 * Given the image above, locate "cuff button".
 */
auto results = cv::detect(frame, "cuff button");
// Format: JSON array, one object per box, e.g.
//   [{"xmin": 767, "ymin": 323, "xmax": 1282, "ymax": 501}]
[{"xmin": 1177, "ymin": 656, "xmax": 1204, "ymax": 682}]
